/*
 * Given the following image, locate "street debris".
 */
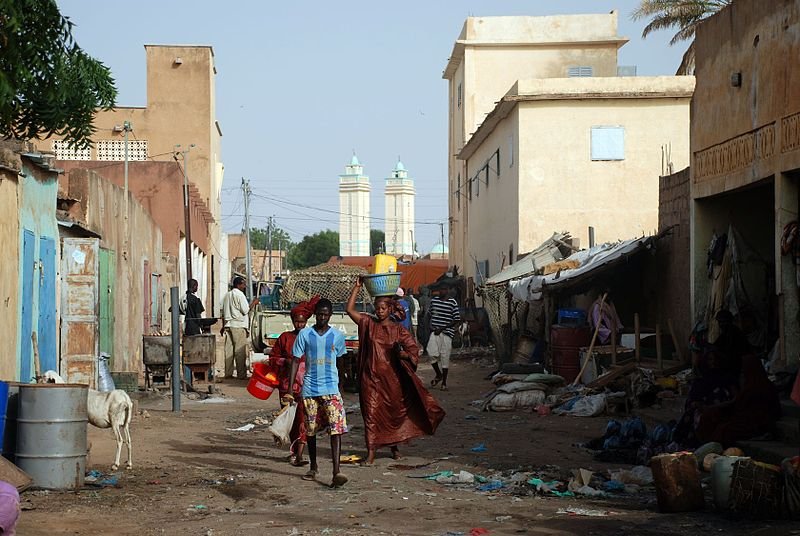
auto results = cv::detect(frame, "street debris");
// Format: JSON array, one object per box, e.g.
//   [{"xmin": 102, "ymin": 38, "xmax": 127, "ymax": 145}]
[
  {"xmin": 557, "ymin": 506, "xmax": 611, "ymax": 517},
  {"xmin": 226, "ymin": 423, "xmax": 255, "ymax": 432}
]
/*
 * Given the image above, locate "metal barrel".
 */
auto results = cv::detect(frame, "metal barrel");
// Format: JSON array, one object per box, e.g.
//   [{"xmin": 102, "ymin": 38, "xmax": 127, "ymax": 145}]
[{"xmin": 16, "ymin": 384, "xmax": 88, "ymax": 490}]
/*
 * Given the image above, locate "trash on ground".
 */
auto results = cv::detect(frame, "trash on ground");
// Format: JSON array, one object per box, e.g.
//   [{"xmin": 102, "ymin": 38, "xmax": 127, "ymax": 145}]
[
  {"xmin": 436, "ymin": 470, "xmax": 475, "ymax": 484},
  {"xmin": 340, "ymin": 454, "xmax": 362, "ymax": 464},
  {"xmin": 226, "ymin": 423, "xmax": 255, "ymax": 432},
  {"xmin": 471, "ymin": 443, "xmax": 487, "ymax": 452},
  {"xmin": 476, "ymin": 480, "xmax": 504, "ymax": 492},
  {"xmin": 557, "ymin": 506, "xmax": 610, "ymax": 517},
  {"xmin": 528, "ymin": 477, "xmax": 574, "ymax": 497}
]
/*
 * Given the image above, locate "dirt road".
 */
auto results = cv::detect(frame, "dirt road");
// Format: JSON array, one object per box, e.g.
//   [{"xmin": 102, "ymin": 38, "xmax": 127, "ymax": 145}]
[{"xmin": 16, "ymin": 352, "xmax": 797, "ymax": 535}]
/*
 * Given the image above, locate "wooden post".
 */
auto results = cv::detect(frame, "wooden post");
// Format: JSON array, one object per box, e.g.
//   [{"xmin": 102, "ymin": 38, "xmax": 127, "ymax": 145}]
[
  {"xmin": 667, "ymin": 318, "xmax": 684, "ymax": 363},
  {"xmin": 656, "ymin": 323, "xmax": 663, "ymax": 371},
  {"xmin": 572, "ymin": 293, "xmax": 607, "ymax": 386},
  {"xmin": 634, "ymin": 313, "xmax": 641, "ymax": 364},
  {"xmin": 611, "ymin": 321, "xmax": 617, "ymax": 366},
  {"xmin": 32, "ymin": 332, "xmax": 41, "ymax": 382}
]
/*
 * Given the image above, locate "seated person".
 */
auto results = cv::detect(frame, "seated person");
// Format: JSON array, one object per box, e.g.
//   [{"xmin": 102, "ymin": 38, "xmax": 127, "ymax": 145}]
[{"xmin": 696, "ymin": 354, "xmax": 781, "ymax": 446}]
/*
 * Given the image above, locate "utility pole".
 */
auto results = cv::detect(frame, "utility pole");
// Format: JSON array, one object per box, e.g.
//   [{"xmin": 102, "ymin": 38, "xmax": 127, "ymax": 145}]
[
  {"xmin": 267, "ymin": 215, "xmax": 274, "ymax": 282},
  {"xmin": 175, "ymin": 144, "xmax": 196, "ymax": 284},
  {"xmin": 410, "ymin": 230, "xmax": 414, "ymax": 259},
  {"xmin": 242, "ymin": 178, "xmax": 253, "ymax": 301},
  {"xmin": 122, "ymin": 121, "xmax": 132, "ymax": 259},
  {"xmin": 439, "ymin": 222, "xmax": 445, "ymax": 251}
]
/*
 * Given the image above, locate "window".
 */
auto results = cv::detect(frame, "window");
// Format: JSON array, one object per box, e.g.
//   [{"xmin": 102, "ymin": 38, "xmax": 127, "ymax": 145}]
[
  {"xmin": 591, "ymin": 126, "xmax": 625, "ymax": 161},
  {"xmin": 457, "ymin": 83, "xmax": 462, "ymax": 109},
  {"xmin": 484, "ymin": 166, "xmax": 489, "ymax": 191},
  {"xmin": 568, "ymin": 66, "xmax": 593, "ymax": 77},
  {"xmin": 495, "ymin": 149, "xmax": 501, "ymax": 178},
  {"xmin": 53, "ymin": 140, "xmax": 90, "ymax": 160},
  {"xmin": 96, "ymin": 139, "xmax": 148, "ymax": 161},
  {"xmin": 508, "ymin": 135, "xmax": 514, "ymax": 167}
]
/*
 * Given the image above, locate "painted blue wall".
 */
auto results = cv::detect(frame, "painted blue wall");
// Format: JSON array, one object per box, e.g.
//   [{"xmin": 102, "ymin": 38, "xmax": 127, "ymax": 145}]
[{"xmin": 16, "ymin": 161, "xmax": 59, "ymax": 381}]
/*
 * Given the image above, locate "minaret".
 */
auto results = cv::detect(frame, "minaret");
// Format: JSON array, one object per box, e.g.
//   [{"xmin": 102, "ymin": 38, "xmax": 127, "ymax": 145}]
[
  {"xmin": 338, "ymin": 153, "xmax": 371, "ymax": 256},
  {"xmin": 384, "ymin": 159, "xmax": 416, "ymax": 256}
]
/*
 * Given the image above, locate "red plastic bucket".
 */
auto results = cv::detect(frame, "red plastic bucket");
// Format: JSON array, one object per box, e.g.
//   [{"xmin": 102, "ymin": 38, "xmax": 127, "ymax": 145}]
[{"xmin": 247, "ymin": 362, "xmax": 279, "ymax": 400}]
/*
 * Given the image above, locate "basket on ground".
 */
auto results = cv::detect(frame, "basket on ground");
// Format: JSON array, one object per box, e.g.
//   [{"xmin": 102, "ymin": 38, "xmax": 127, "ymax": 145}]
[{"xmin": 362, "ymin": 272, "xmax": 402, "ymax": 297}]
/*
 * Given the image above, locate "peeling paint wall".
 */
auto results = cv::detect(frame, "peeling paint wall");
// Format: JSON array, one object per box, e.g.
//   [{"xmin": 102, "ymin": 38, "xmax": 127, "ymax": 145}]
[
  {"xmin": 0, "ymin": 161, "xmax": 21, "ymax": 381},
  {"xmin": 64, "ymin": 169, "xmax": 174, "ymax": 374}
]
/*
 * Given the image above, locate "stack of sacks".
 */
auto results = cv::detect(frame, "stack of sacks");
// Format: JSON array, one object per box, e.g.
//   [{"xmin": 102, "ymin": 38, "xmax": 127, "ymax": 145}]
[{"xmin": 482, "ymin": 373, "xmax": 565, "ymax": 411}]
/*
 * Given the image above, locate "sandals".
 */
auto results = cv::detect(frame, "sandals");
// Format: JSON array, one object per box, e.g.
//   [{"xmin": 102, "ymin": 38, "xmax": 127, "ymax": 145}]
[
  {"xmin": 291, "ymin": 459, "xmax": 309, "ymax": 467},
  {"xmin": 430, "ymin": 376, "xmax": 443, "ymax": 387},
  {"xmin": 301, "ymin": 470, "xmax": 317, "ymax": 481},
  {"xmin": 440, "ymin": 384, "xmax": 448, "ymax": 391},
  {"xmin": 331, "ymin": 473, "xmax": 348, "ymax": 488}
]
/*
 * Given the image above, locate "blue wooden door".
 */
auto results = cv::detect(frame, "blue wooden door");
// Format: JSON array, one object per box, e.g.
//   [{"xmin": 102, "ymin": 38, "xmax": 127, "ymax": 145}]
[
  {"xmin": 38, "ymin": 236, "xmax": 57, "ymax": 373},
  {"xmin": 20, "ymin": 230, "xmax": 35, "ymax": 381}
]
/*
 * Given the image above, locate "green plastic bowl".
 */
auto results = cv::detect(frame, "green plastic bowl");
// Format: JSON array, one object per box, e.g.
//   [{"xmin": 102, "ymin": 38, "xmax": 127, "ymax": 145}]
[{"xmin": 362, "ymin": 272, "xmax": 402, "ymax": 297}]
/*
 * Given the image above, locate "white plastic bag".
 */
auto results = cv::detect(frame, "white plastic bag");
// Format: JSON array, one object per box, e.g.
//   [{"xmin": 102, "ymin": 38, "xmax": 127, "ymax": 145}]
[{"xmin": 269, "ymin": 403, "xmax": 297, "ymax": 446}]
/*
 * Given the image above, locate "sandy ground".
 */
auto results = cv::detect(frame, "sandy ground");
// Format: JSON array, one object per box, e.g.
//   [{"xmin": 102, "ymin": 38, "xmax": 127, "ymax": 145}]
[{"xmin": 16, "ymin": 351, "xmax": 800, "ymax": 536}]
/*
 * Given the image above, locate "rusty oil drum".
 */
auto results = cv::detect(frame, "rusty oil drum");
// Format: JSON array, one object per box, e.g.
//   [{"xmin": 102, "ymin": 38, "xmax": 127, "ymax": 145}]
[{"xmin": 550, "ymin": 325, "xmax": 592, "ymax": 382}]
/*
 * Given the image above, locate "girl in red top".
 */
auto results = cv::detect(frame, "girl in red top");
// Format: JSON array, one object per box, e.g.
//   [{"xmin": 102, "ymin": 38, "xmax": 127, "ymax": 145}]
[{"xmin": 270, "ymin": 296, "xmax": 319, "ymax": 466}]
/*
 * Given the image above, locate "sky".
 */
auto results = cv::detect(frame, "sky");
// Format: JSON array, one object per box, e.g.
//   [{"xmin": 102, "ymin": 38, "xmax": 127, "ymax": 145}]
[{"xmin": 57, "ymin": 1, "xmax": 685, "ymax": 254}]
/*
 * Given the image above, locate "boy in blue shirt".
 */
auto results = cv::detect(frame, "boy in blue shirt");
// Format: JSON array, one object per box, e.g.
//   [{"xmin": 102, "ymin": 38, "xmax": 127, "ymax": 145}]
[{"xmin": 286, "ymin": 298, "xmax": 348, "ymax": 487}]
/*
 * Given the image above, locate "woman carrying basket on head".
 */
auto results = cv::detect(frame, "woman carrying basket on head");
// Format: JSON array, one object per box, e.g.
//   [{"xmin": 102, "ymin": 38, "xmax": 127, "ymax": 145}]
[
  {"xmin": 269, "ymin": 296, "xmax": 319, "ymax": 466},
  {"xmin": 346, "ymin": 277, "xmax": 445, "ymax": 464}
]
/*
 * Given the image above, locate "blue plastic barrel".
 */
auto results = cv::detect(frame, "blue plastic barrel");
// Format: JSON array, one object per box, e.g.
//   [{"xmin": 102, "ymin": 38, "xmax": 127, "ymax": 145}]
[{"xmin": 0, "ymin": 381, "xmax": 8, "ymax": 451}]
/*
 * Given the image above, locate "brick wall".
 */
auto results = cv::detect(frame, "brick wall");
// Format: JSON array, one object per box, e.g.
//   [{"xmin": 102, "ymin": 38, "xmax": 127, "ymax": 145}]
[{"xmin": 657, "ymin": 167, "xmax": 692, "ymax": 348}]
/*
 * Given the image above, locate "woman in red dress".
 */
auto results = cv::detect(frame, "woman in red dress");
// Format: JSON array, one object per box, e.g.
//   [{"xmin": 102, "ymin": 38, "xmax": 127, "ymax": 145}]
[
  {"xmin": 270, "ymin": 297, "xmax": 318, "ymax": 466},
  {"xmin": 346, "ymin": 278, "xmax": 445, "ymax": 464}
]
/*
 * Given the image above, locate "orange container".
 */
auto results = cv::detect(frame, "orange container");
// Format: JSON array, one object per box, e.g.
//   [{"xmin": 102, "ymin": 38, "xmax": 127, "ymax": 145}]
[{"xmin": 247, "ymin": 362, "xmax": 280, "ymax": 400}]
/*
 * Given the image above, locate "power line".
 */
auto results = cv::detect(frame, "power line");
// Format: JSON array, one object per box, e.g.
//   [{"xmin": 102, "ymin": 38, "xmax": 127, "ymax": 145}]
[{"xmin": 250, "ymin": 191, "xmax": 444, "ymax": 225}]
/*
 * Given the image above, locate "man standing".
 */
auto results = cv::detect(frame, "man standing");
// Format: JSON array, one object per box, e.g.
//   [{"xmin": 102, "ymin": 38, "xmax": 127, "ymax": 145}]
[
  {"xmin": 220, "ymin": 276, "xmax": 253, "ymax": 380},
  {"xmin": 182, "ymin": 278, "xmax": 205, "ymax": 336},
  {"xmin": 392, "ymin": 288, "xmax": 412, "ymax": 331},
  {"xmin": 407, "ymin": 288, "xmax": 420, "ymax": 340},
  {"xmin": 286, "ymin": 298, "xmax": 349, "ymax": 488},
  {"xmin": 427, "ymin": 286, "xmax": 460, "ymax": 391}
]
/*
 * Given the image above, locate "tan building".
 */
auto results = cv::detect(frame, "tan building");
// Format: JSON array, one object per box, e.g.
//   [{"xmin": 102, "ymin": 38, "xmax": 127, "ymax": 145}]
[
  {"xmin": 690, "ymin": 0, "xmax": 800, "ymax": 365},
  {"xmin": 39, "ymin": 45, "xmax": 224, "ymax": 312},
  {"xmin": 444, "ymin": 13, "xmax": 693, "ymax": 282},
  {"xmin": 227, "ymin": 233, "xmax": 287, "ymax": 281}
]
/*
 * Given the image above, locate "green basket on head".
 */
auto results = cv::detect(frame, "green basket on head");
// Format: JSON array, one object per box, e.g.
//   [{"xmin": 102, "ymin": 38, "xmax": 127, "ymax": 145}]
[{"xmin": 362, "ymin": 272, "xmax": 402, "ymax": 297}]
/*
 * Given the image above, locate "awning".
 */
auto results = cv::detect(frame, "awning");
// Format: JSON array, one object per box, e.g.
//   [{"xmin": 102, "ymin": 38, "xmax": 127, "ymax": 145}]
[
  {"xmin": 506, "ymin": 235, "xmax": 658, "ymax": 302},
  {"xmin": 485, "ymin": 232, "xmax": 571, "ymax": 285}
]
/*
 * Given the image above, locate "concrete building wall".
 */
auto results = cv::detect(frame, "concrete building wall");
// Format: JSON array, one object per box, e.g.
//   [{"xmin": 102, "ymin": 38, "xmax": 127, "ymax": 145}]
[
  {"xmin": 459, "ymin": 77, "xmax": 693, "ymax": 282},
  {"xmin": 691, "ymin": 0, "xmax": 800, "ymax": 364},
  {"xmin": 463, "ymin": 107, "xmax": 520, "ymax": 280},
  {"xmin": 41, "ymin": 45, "xmax": 223, "ymax": 335},
  {"xmin": 64, "ymin": 169, "xmax": 170, "ymax": 372},
  {"xmin": 444, "ymin": 13, "xmax": 627, "ymax": 272},
  {"xmin": 657, "ymin": 167, "xmax": 692, "ymax": 345},
  {"xmin": 59, "ymin": 161, "xmax": 212, "ymax": 288},
  {"xmin": 0, "ymin": 150, "xmax": 22, "ymax": 381}
]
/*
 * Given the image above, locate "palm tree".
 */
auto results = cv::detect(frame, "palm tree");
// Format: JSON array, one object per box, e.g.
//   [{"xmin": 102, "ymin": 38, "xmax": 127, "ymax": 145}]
[{"xmin": 631, "ymin": 0, "xmax": 732, "ymax": 75}]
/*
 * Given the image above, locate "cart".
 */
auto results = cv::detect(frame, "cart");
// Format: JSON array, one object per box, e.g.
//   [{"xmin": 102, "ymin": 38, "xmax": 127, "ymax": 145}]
[{"xmin": 142, "ymin": 335, "xmax": 172, "ymax": 390}]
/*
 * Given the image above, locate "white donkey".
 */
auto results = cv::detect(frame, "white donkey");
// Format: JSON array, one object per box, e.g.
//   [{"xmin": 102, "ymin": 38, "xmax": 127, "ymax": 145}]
[{"xmin": 44, "ymin": 371, "xmax": 133, "ymax": 471}]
